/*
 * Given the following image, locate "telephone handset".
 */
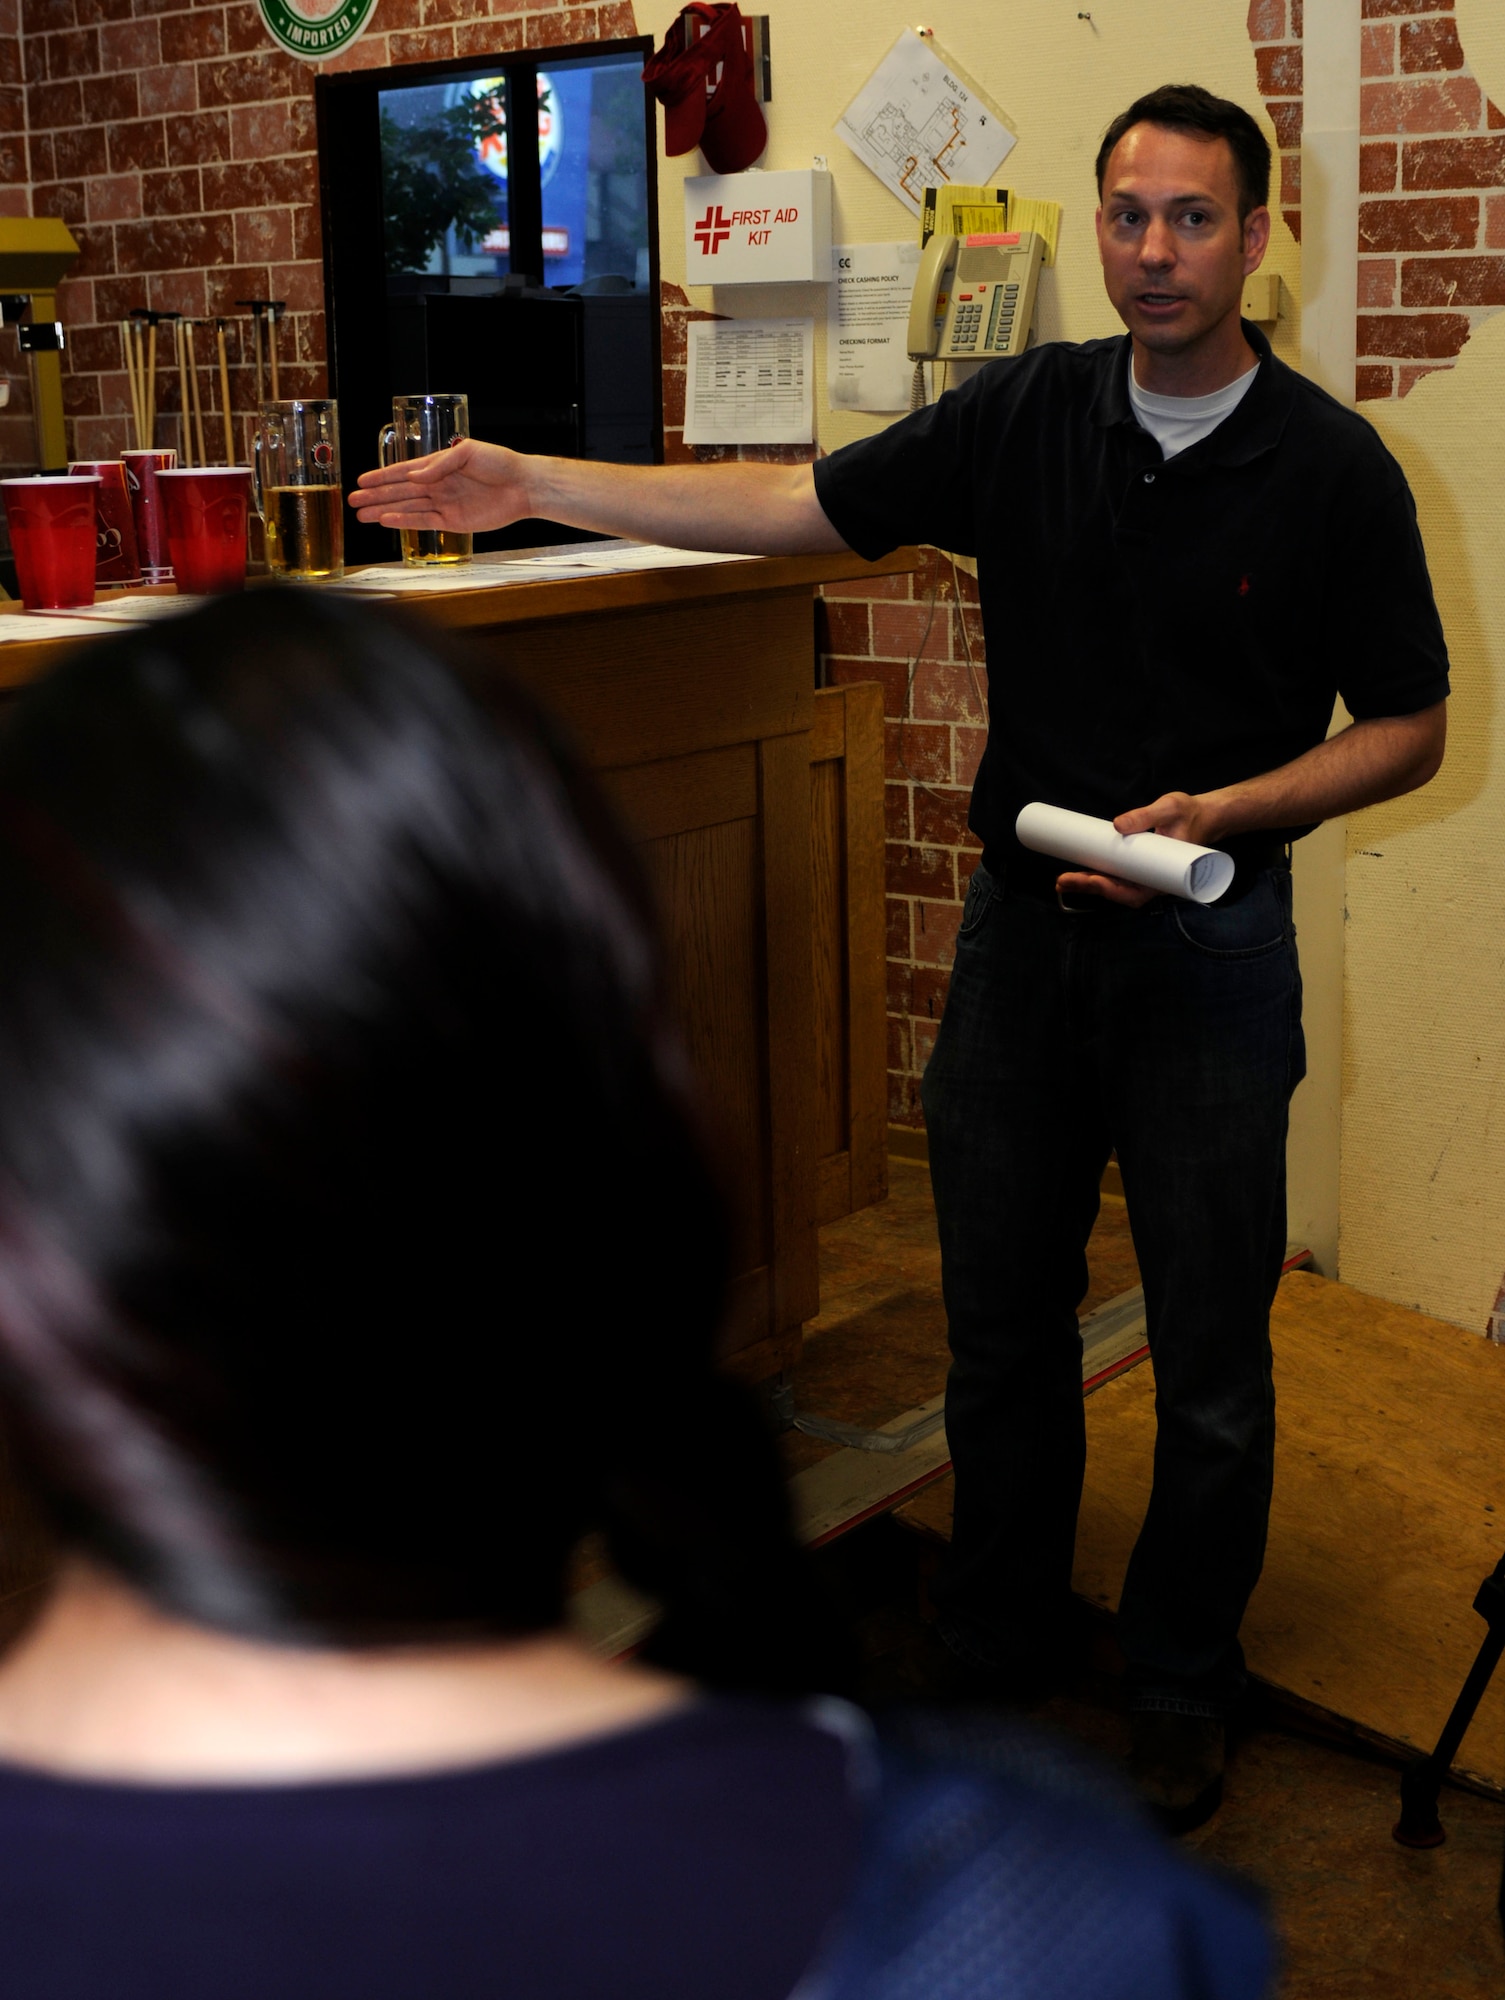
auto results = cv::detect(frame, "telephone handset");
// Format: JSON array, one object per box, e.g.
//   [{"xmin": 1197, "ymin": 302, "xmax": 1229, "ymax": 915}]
[{"xmin": 906, "ymin": 229, "xmax": 1046, "ymax": 363}]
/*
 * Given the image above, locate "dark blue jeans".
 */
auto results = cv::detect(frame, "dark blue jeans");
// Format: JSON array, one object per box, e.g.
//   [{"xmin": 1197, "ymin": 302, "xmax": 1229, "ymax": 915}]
[{"xmin": 921, "ymin": 862, "xmax": 1304, "ymax": 1715}]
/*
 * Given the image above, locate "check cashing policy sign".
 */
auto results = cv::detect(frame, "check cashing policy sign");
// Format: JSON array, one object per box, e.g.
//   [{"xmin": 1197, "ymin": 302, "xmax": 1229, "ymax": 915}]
[{"xmin": 258, "ymin": 0, "xmax": 377, "ymax": 60}]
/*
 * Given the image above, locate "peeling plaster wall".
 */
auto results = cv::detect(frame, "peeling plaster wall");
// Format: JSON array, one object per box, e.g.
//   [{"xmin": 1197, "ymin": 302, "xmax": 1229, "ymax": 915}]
[{"xmin": 1339, "ymin": 0, "xmax": 1505, "ymax": 1327}]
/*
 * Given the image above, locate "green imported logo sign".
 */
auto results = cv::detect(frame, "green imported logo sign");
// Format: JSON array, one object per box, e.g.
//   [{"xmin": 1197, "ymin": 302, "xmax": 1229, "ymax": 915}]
[{"xmin": 258, "ymin": 0, "xmax": 379, "ymax": 60}]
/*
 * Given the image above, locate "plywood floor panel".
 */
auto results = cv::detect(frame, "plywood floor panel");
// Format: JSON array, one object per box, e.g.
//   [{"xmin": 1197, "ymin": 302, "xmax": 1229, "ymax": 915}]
[{"xmin": 787, "ymin": 1160, "xmax": 1141, "ymax": 1475}]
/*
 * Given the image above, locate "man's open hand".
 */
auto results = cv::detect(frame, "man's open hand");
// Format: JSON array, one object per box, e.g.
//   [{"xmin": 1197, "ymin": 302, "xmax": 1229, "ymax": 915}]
[
  {"xmin": 350, "ymin": 440, "xmax": 529, "ymax": 534},
  {"xmin": 1055, "ymin": 791, "xmax": 1219, "ymax": 907}
]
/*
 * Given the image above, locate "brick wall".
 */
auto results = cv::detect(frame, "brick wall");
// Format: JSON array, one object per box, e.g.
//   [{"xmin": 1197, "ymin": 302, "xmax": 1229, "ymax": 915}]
[
  {"xmin": 0, "ymin": 0, "xmax": 24, "ymax": 222},
  {"xmin": 1248, "ymin": 0, "xmax": 1505, "ymax": 401},
  {"xmin": 3, "ymin": 0, "xmax": 635, "ymax": 472},
  {"xmin": 1247, "ymin": 0, "xmax": 1304, "ymax": 245},
  {"xmin": 0, "ymin": 0, "xmax": 29, "ymax": 466},
  {"xmin": 659, "ymin": 276, "xmax": 819, "ymax": 470},
  {"xmin": 816, "ymin": 551, "xmax": 984, "ymax": 1129}
]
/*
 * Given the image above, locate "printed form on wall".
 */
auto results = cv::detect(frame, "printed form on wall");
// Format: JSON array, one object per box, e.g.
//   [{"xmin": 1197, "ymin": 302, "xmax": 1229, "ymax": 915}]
[
  {"xmin": 683, "ymin": 318, "xmax": 814, "ymax": 445},
  {"xmin": 836, "ymin": 28, "xmax": 1015, "ymax": 217},
  {"xmin": 828, "ymin": 242, "xmax": 921, "ymax": 413}
]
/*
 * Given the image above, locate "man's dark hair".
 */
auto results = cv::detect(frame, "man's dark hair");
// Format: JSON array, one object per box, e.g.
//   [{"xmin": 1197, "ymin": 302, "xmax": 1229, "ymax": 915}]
[{"xmin": 1095, "ymin": 83, "xmax": 1272, "ymax": 222}]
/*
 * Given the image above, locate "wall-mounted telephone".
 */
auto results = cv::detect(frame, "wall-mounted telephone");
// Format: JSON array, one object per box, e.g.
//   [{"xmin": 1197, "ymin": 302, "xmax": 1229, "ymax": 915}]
[{"xmin": 907, "ymin": 230, "xmax": 1046, "ymax": 363}]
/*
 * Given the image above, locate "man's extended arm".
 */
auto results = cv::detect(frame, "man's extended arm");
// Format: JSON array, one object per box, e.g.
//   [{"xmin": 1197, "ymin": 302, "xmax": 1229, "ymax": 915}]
[
  {"xmin": 349, "ymin": 440, "xmax": 848, "ymax": 556},
  {"xmin": 1059, "ymin": 701, "xmax": 1448, "ymax": 906}
]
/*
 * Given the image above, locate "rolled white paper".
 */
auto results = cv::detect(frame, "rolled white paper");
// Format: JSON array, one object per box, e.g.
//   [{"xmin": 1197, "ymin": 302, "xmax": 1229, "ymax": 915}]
[{"xmin": 1015, "ymin": 802, "xmax": 1235, "ymax": 905}]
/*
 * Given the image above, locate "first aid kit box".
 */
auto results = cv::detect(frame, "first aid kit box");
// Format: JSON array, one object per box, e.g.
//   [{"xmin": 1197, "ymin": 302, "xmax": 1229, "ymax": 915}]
[{"xmin": 683, "ymin": 168, "xmax": 832, "ymax": 285}]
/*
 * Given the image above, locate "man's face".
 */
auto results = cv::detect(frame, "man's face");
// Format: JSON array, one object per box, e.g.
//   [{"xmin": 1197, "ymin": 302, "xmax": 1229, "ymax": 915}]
[{"xmin": 1094, "ymin": 123, "xmax": 1269, "ymax": 355}]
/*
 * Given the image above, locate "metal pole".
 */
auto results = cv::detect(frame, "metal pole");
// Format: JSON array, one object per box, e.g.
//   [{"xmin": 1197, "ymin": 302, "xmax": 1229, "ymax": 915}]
[{"xmin": 1394, "ymin": 1553, "xmax": 1505, "ymax": 1847}]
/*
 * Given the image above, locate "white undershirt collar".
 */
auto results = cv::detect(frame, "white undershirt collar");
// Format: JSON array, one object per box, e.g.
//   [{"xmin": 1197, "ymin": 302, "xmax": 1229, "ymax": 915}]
[{"xmin": 1126, "ymin": 353, "xmax": 1261, "ymax": 460}]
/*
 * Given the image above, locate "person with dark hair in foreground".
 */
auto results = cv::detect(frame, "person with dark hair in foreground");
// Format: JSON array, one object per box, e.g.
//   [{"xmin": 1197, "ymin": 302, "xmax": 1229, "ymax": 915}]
[
  {"xmin": 354, "ymin": 81, "xmax": 1451, "ymax": 1833},
  {"xmin": 0, "ymin": 590, "xmax": 1270, "ymax": 1997}
]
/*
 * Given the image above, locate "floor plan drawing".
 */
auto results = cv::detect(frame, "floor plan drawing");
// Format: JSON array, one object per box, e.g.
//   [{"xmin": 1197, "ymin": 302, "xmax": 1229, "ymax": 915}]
[
  {"xmin": 837, "ymin": 29, "xmax": 1014, "ymax": 216},
  {"xmin": 860, "ymin": 96, "xmax": 969, "ymax": 201}
]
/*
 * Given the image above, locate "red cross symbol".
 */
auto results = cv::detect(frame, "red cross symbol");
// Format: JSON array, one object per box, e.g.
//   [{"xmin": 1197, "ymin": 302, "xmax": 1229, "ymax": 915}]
[{"xmin": 693, "ymin": 205, "xmax": 732, "ymax": 255}]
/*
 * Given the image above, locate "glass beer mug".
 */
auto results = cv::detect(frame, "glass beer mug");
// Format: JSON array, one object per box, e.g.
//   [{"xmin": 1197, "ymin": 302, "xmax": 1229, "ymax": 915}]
[
  {"xmin": 378, "ymin": 393, "xmax": 472, "ymax": 568},
  {"xmin": 252, "ymin": 399, "xmax": 344, "ymax": 580}
]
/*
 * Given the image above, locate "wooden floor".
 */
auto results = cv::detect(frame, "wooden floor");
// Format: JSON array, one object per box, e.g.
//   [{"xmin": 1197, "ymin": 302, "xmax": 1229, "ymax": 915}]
[
  {"xmin": 807, "ymin": 1158, "xmax": 1505, "ymax": 1997},
  {"xmin": 1087, "ymin": 1272, "xmax": 1505, "ymax": 1793},
  {"xmin": 826, "ymin": 1156, "xmax": 1505, "ymax": 1796},
  {"xmin": 887, "ymin": 1221, "xmax": 1505, "ymax": 1795},
  {"xmin": 787, "ymin": 1156, "xmax": 1141, "ymax": 1472}
]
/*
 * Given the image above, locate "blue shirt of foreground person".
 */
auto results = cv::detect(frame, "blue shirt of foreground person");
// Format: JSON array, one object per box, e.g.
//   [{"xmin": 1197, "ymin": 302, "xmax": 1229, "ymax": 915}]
[
  {"xmin": 353, "ymin": 83, "xmax": 1448, "ymax": 1837},
  {"xmin": 0, "ymin": 588, "xmax": 1270, "ymax": 1997}
]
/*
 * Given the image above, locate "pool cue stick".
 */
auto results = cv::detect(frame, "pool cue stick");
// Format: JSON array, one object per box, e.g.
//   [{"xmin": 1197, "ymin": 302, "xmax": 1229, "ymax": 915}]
[
  {"xmin": 146, "ymin": 318, "xmax": 158, "ymax": 447},
  {"xmin": 132, "ymin": 322, "xmax": 146, "ymax": 447},
  {"xmin": 121, "ymin": 320, "xmax": 134, "ymax": 445},
  {"xmin": 169, "ymin": 316, "xmax": 190, "ymax": 464},
  {"xmin": 122, "ymin": 320, "xmax": 142, "ymax": 448},
  {"xmin": 187, "ymin": 321, "xmax": 207, "ymax": 465},
  {"xmin": 216, "ymin": 319, "xmax": 233, "ymax": 463},
  {"xmin": 267, "ymin": 302, "xmax": 280, "ymax": 401},
  {"xmin": 128, "ymin": 311, "xmax": 156, "ymax": 449},
  {"xmin": 180, "ymin": 317, "xmax": 194, "ymax": 465},
  {"xmin": 181, "ymin": 316, "xmax": 195, "ymax": 465}
]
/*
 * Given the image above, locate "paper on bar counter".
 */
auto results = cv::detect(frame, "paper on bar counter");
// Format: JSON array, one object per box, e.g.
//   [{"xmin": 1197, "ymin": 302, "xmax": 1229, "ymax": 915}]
[
  {"xmin": 333, "ymin": 546, "xmax": 758, "ymax": 593},
  {"xmin": 330, "ymin": 565, "xmax": 526, "ymax": 594},
  {"xmin": 0, "ymin": 613, "xmax": 109, "ymax": 642},
  {"xmin": 1015, "ymin": 802, "xmax": 1235, "ymax": 905},
  {"xmin": 46, "ymin": 595, "xmax": 208, "ymax": 622},
  {"xmin": 511, "ymin": 545, "xmax": 757, "ymax": 571}
]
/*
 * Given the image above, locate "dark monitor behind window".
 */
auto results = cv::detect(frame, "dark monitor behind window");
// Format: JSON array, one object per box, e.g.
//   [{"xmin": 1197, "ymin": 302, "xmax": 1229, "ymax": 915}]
[{"xmin": 317, "ymin": 37, "xmax": 661, "ymax": 564}]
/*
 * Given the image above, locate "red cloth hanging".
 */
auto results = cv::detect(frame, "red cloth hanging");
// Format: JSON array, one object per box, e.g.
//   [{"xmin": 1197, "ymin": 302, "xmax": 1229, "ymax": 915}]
[{"xmin": 643, "ymin": 4, "xmax": 767, "ymax": 176}]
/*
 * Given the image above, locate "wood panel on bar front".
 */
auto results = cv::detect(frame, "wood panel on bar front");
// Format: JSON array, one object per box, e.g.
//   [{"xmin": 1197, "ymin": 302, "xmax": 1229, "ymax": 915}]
[
  {"xmin": 811, "ymin": 681, "xmax": 888, "ymax": 1228},
  {"xmin": 0, "ymin": 551, "xmax": 918, "ymax": 1381},
  {"xmin": 457, "ymin": 557, "xmax": 918, "ymax": 1383}
]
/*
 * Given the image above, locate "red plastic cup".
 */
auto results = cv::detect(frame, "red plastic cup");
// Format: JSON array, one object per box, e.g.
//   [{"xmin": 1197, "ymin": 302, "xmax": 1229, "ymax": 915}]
[
  {"xmin": 68, "ymin": 459, "xmax": 143, "ymax": 587},
  {"xmin": 1, "ymin": 476, "xmax": 100, "ymax": 610},
  {"xmin": 121, "ymin": 447, "xmax": 177, "ymax": 581},
  {"xmin": 157, "ymin": 467, "xmax": 253, "ymax": 594}
]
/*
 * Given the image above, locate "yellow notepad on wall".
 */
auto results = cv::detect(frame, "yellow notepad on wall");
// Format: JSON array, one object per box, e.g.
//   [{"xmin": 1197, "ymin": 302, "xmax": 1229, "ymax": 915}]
[{"xmin": 921, "ymin": 184, "xmax": 1061, "ymax": 265}]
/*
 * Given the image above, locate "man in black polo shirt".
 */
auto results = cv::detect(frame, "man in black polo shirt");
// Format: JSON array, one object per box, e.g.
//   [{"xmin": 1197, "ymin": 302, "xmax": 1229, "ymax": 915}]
[{"xmin": 353, "ymin": 84, "xmax": 1449, "ymax": 1830}]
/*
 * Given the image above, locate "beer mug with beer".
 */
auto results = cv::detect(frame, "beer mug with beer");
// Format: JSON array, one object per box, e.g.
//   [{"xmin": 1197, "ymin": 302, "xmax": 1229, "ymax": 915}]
[
  {"xmin": 378, "ymin": 394, "xmax": 472, "ymax": 568},
  {"xmin": 252, "ymin": 400, "xmax": 344, "ymax": 580}
]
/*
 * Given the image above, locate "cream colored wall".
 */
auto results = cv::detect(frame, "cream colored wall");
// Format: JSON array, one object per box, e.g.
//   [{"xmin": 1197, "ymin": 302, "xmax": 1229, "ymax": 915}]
[
  {"xmin": 642, "ymin": 0, "xmax": 1357, "ymax": 1265},
  {"xmin": 1337, "ymin": 0, "xmax": 1505, "ymax": 1329},
  {"xmin": 1338, "ymin": 367, "xmax": 1502, "ymax": 1329},
  {"xmin": 645, "ymin": 0, "xmax": 1302, "ymax": 432},
  {"xmin": 1287, "ymin": 0, "xmax": 1360, "ymax": 1283}
]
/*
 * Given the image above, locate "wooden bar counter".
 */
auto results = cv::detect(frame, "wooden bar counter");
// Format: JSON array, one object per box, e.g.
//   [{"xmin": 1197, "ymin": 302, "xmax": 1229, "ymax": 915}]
[{"xmin": 0, "ymin": 546, "xmax": 917, "ymax": 1384}]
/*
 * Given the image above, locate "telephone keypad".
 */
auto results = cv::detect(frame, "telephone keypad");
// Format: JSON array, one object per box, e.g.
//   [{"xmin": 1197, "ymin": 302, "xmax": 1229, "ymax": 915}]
[{"xmin": 932, "ymin": 233, "xmax": 1045, "ymax": 362}]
